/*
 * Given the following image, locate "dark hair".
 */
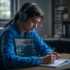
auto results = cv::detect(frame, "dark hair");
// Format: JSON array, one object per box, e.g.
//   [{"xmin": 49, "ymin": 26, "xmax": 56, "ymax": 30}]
[{"xmin": 4, "ymin": 2, "xmax": 44, "ymax": 27}]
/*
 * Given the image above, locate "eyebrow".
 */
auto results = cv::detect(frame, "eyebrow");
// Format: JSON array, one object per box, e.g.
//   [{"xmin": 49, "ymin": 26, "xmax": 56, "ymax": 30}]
[{"xmin": 32, "ymin": 18, "xmax": 40, "ymax": 23}]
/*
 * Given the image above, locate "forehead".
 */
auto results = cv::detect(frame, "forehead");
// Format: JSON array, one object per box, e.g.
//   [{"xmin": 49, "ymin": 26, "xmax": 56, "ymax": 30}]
[{"xmin": 32, "ymin": 16, "xmax": 41, "ymax": 22}]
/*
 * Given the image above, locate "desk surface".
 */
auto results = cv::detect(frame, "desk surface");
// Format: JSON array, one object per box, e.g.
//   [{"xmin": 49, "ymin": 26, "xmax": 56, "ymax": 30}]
[{"xmin": 12, "ymin": 53, "xmax": 70, "ymax": 70}]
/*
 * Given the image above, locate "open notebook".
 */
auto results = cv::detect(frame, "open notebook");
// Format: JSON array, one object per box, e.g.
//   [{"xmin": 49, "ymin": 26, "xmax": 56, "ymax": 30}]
[{"xmin": 40, "ymin": 59, "xmax": 70, "ymax": 68}]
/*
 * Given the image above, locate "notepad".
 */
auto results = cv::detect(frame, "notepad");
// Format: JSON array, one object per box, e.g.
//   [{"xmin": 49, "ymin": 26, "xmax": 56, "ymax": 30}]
[{"xmin": 40, "ymin": 59, "xmax": 70, "ymax": 68}]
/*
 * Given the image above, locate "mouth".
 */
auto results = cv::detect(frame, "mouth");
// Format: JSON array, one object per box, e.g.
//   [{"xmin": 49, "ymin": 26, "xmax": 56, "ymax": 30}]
[{"xmin": 31, "ymin": 28, "xmax": 35, "ymax": 30}]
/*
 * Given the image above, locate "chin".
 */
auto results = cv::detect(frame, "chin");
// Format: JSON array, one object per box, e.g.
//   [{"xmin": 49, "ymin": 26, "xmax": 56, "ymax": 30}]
[
  {"xmin": 27, "ymin": 29, "xmax": 34, "ymax": 32},
  {"xmin": 27, "ymin": 30, "xmax": 32, "ymax": 32}
]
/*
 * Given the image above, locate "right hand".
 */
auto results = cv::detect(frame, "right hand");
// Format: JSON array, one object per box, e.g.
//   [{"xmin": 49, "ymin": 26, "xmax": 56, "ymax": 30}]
[{"xmin": 41, "ymin": 54, "xmax": 56, "ymax": 64}]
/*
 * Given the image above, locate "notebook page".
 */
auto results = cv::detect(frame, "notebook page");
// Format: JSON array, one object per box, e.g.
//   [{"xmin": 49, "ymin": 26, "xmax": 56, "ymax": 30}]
[{"xmin": 40, "ymin": 59, "xmax": 70, "ymax": 68}]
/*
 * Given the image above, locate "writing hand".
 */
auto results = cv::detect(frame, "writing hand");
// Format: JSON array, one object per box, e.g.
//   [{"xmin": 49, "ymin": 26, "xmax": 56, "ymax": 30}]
[
  {"xmin": 41, "ymin": 54, "xmax": 56, "ymax": 64},
  {"xmin": 52, "ymin": 52, "xmax": 60, "ymax": 59}
]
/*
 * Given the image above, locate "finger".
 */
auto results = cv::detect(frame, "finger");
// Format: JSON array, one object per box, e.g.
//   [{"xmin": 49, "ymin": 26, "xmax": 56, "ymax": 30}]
[
  {"xmin": 52, "ymin": 52, "xmax": 60, "ymax": 59},
  {"xmin": 51, "ymin": 56, "xmax": 55, "ymax": 64},
  {"xmin": 56, "ymin": 54, "xmax": 60, "ymax": 59},
  {"xmin": 53, "ymin": 55, "xmax": 56, "ymax": 60},
  {"xmin": 50, "ymin": 54, "xmax": 56, "ymax": 60}
]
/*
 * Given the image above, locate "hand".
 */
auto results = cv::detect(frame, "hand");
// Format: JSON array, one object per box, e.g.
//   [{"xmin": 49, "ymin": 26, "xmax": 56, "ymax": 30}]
[
  {"xmin": 52, "ymin": 52, "xmax": 60, "ymax": 59},
  {"xmin": 41, "ymin": 54, "xmax": 56, "ymax": 64}
]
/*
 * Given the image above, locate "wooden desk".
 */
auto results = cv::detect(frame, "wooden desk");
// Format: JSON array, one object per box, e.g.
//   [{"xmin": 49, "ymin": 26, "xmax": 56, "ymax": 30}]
[{"xmin": 12, "ymin": 53, "xmax": 70, "ymax": 70}]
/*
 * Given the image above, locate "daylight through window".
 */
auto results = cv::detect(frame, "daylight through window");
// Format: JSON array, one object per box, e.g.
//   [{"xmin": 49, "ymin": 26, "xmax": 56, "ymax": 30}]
[{"xmin": 0, "ymin": 0, "xmax": 11, "ymax": 19}]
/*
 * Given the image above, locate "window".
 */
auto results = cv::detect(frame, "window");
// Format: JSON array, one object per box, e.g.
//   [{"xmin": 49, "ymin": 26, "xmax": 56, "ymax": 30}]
[
  {"xmin": 0, "ymin": 0, "xmax": 11, "ymax": 19},
  {"xmin": 0, "ymin": 0, "xmax": 20, "ymax": 28}
]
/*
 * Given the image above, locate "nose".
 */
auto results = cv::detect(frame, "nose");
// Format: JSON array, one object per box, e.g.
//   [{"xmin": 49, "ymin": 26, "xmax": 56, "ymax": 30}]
[{"xmin": 34, "ymin": 23, "xmax": 37, "ymax": 28}]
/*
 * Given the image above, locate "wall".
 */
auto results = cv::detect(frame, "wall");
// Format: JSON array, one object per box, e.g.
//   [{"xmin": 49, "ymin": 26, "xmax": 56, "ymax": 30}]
[{"xmin": 19, "ymin": 0, "xmax": 52, "ymax": 37}]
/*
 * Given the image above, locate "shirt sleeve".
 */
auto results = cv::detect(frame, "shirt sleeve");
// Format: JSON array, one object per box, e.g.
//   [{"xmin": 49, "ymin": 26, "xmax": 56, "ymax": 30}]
[
  {"xmin": 1, "ymin": 31, "xmax": 41, "ymax": 69},
  {"xmin": 32, "ymin": 30, "xmax": 53, "ymax": 56}
]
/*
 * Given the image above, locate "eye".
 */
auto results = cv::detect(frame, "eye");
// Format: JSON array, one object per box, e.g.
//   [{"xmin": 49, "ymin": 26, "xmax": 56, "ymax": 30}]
[{"xmin": 31, "ymin": 19, "xmax": 37, "ymax": 24}]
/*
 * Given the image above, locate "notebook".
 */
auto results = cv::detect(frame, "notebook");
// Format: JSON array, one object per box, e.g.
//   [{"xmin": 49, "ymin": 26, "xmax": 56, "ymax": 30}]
[{"xmin": 40, "ymin": 59, "xmax": 70, "ymax": 68}]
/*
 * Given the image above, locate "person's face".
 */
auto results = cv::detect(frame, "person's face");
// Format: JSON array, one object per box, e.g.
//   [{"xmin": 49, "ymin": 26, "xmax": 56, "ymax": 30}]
[{"xmin": 22, "ymin": 16, "xmax": 41, "ymax": 32}]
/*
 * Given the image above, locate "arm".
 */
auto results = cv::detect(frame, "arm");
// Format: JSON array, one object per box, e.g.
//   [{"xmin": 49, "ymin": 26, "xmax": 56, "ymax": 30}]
[
  {"xmin": 33, "ymin": 30, "xmax": 60, "ymax": 59},
  {"xmin": 1, "ymin": 31, "xmax": 41, "ymax": 69},
  {"xmin": 32, "ymin": 30, "xmax": 60, "ymax": 59},
  {"xmin": 32, "ymin": 30, "xmax": 53, "ymax": 56}
]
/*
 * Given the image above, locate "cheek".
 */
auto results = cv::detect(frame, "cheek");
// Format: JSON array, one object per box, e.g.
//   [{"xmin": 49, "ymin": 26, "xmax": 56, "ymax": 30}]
[
  {"xmin": 32, "ymin": 24, "xmax": 35, "ymax": 28},
  {"xmin": 30, "ymin": 23, "xmax": 34, "ymax": 27}
]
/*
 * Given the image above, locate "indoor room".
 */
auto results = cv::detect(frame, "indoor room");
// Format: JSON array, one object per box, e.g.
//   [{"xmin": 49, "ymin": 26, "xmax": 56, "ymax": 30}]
[{"xmin": 0, "ymin": 0, "xmax": 70, "ymax": 70}]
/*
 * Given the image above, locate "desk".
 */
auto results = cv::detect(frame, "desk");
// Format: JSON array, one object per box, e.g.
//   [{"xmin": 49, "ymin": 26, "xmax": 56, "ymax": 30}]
[{"xmin": 12, "ymin": 53, "xmax": 70, "ymax": 70}]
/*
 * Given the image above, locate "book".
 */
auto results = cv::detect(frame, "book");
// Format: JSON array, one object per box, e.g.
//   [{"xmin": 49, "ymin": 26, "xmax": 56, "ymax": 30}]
[
  {"xmin": 40, "ymin": 59, "xmax": 70, "ymax": 68},
  {"xmin": 62, "ymin": 22, "xmax": 70, "ymax": 38}
]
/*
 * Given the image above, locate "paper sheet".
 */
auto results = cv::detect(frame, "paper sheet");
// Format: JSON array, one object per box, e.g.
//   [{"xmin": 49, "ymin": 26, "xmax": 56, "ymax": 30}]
[{"xmin": 40, "ymin": 59, "xmax": 70, "ymax": 68}]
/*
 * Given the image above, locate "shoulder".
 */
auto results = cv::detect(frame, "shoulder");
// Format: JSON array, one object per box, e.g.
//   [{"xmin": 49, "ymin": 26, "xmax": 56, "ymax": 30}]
[{"xmin": 0, "ymin": 26, "xmax": 16, "ymax": 38}]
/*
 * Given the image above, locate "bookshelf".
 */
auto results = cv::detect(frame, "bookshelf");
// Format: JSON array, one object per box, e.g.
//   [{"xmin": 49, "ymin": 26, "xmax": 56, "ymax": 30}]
[
  {"xmin": 52, "ymin": 0, "xmax": 70, "ymax": 38},
  {"xmin": 62, "ymin": 21, "xmax": 70, "ymax": 38}
]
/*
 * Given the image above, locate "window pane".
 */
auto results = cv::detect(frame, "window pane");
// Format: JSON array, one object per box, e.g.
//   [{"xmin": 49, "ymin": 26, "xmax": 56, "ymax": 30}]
[{"xmin": 0, "ymin": 0, "xmax": 11, "ymax": 19}]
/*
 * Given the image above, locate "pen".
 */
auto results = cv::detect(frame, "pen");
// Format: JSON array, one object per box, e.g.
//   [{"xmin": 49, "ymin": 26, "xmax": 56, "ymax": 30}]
[
  {"xmin": 52, "ymin": 47, "xmax": 56, "ymax": 60},
  {"xmin": 53, "ymin": 47, "xmax": 55, "ymax": 52}
]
